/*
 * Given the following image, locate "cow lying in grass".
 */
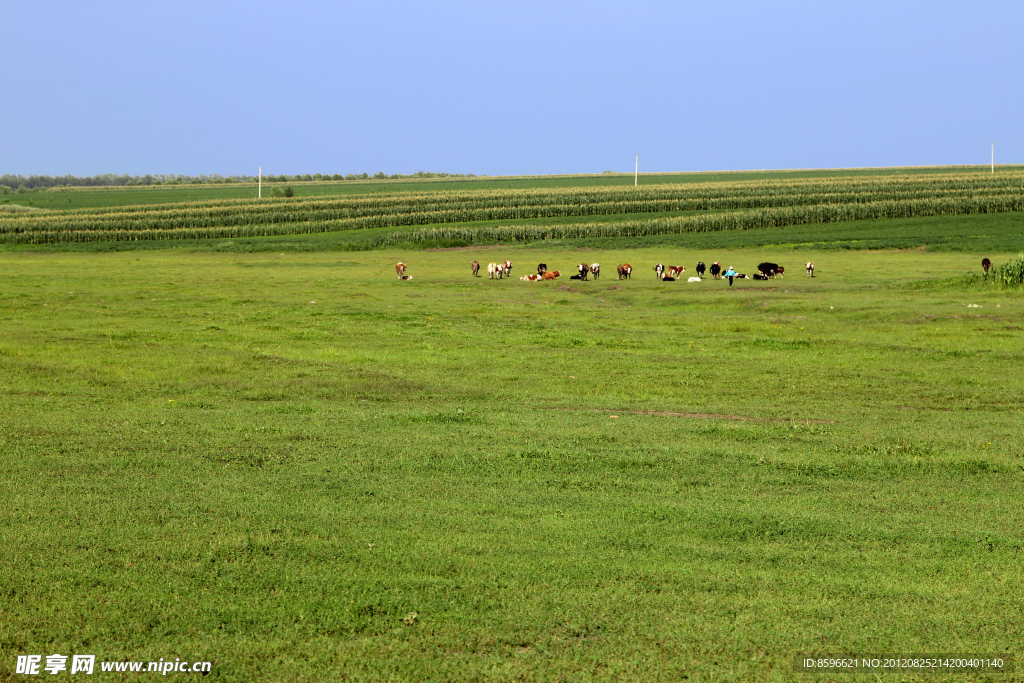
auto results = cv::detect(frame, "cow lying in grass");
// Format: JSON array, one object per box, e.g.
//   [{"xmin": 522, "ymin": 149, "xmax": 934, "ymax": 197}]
[
  {"xmin": 521, "ymin": 274, "xmax": 542, "ymax": 281},
  {"xmin": 541, "ymin": 270, "xmax": 560, "ymax": 280}
]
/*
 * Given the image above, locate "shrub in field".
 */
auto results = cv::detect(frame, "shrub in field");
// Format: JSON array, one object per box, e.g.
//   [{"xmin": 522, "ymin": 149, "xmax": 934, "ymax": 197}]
[{"xmin": 989, "ymin": 255, "xmax": 1024, "ymax": 286}]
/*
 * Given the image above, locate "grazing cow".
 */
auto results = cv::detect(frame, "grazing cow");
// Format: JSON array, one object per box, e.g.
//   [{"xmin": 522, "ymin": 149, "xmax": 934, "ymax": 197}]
[
  {"xmin": 758, "ymin": 262, "xmax": 781, "ymax": 278},
  {"xmin": 577, "ymin": 263, "xmax": 590, "ymax": 281},
  {"xmin": 396, "ymin": 262, "xmax": 407, "ymax": 279},
  {"xmin": 667, "ymin": 265, "xmax": 686, "ymax": 278},
  {"xmin": 502, "ymin": 260, "xmax": 513, "ymax": 278},
  {"xmin": 520, "ymin": 274, "xmax": 542, "ymax": 281},
  {"xmin": 696, "ymin": 261, "xmax": 706, "ymax": 278},
  {"xmin": 709, "ymin": 262, "xmax": 722, "ymax": 279},
  {"xmin": 541, "ymin": 270, "xmax": 560, "ymax": 280},
  {"xmin": 617, "ymin": 264, "xmax": 632, "ymax": 280},
  {"xmin": 654, "ymin": 263, "xmax": 665, "ymax": 279},
  {"xmin": 487, "ymin": 262, "xmax": 501, "ymax": 279},
  {"xmin": 590, "ymin": 263, "xmax": 600, "ymax": 279},
  {"xmin": 471, "ymin": 260, "xmax": 480, "ymax": 277},
  {"xmin": 806, "ymin": 261, "xmax": 814, "ymax": 277},
  {"xmin": 982, "ymin": 258, "xmax": 991, "ymax": 274},
  {"xmin": 537, "ymin": 263, "xmax": 548, "ymax": 275}
]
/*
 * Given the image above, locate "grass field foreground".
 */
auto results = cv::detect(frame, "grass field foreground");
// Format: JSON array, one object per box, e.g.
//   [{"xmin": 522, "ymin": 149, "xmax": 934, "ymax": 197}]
[{"xmin": 1, "ymin": 245, "xmax": 1022, "ymax": 681}]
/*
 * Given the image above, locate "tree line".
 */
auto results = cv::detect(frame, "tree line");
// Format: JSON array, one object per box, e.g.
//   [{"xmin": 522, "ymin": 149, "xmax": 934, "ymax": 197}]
[{"xmin": 0, "ymin": 171, "xmax": 476, "ymax": 193}]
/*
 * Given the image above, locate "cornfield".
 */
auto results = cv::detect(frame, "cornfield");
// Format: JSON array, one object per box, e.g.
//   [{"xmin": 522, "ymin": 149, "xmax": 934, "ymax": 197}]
[{"xmin": 2, "ymin": 172, "xmax": 1022, "ymax": 245}]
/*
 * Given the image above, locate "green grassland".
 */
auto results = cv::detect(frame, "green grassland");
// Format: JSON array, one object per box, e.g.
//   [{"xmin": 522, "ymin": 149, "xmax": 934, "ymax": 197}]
[{"xmin": 2, "ymin": 240, "xmax": 1023, "ymax": 680}]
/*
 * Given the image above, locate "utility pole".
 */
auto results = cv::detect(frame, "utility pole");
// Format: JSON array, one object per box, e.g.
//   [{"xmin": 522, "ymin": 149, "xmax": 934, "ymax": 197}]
[
  {"xmin": 259, "ymin": 166, "xmax": 262, "ymax": 198},
  {"xmin": 635, "ymin": 155, "xmax": 638, "ymax": 187}
]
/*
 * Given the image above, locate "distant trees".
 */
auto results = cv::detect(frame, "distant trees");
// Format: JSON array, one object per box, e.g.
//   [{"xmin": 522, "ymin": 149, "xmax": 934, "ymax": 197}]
[{"xmin": 0, "ymin": 170, "xmax": 476, "ymax": 190}]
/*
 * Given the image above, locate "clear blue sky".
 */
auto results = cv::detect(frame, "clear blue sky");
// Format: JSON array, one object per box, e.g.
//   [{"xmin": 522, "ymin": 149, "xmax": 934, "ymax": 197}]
[{"xmin": 4, "ymin": 1, "xmax": 1021, "ymax": 177}]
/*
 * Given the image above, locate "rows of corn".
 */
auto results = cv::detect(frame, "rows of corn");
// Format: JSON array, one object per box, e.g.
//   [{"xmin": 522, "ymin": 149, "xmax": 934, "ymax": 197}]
[{"xmin": 2, "ymin": 172, "xmax": 1022, "ymax": 245}]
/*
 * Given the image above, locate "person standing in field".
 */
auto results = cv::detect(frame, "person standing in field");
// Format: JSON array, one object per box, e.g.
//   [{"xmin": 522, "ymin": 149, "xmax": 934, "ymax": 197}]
[{"xmin": 723, "ymin": 266, "xmax": 737, "ymax": 286}]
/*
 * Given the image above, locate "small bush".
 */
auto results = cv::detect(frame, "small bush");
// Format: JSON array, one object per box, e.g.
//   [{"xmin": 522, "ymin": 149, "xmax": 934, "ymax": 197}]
[{"xmin": 988, "ymin": 254, "xmax": 1024, "ymax": 286}]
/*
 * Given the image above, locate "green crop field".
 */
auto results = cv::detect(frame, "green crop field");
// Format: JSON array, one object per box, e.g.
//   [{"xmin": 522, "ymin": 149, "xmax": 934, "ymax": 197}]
[{"xmin": 2, "ymin": 169, "xmax": 1023, "ymax": 681}]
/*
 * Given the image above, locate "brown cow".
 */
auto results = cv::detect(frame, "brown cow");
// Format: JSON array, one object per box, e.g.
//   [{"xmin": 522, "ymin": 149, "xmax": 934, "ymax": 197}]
[
  {"xmin": 577, "ymin": 263, "xmax": 590, "ymax": 281},
  {"xmin": 541, "ymin": 270, "xmax": 560, "ymax": 280},
  {"xmin": 395, "ymin": 262, "xmax": 407, "ymax": 279},
  {"xmin": 667, "ymin": 265, "xmax": 686, "ymax": 278},
  {"xmin": 982, "ymin": 258, "xmax": 992, "ymax": 274},
  {"xmin": 806, "ymin": 261, "xmax": 814, "ymax": 277},
  {"xmin": 520, "ymin": 274, "xmax": 542, "ymax": 281},
  {"xmin": 617, "ymin": 264, "xmax": 632, "ymax": 280},
  {"xmin": 471, "ymin": 260, "xmax": 480, "ymax": 277}
]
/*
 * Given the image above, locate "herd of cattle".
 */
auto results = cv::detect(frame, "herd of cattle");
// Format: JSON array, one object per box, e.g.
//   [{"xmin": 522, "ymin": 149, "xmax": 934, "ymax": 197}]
[{"xmin": 398, "ymin": 260, "xmax": 818, "ymax": 281}]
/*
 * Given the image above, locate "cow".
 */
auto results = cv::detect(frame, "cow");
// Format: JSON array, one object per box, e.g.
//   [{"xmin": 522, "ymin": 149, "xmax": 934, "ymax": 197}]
[
  {"xmin": 654, "ymin": 263, "xmax": 665, "ymax": 279},
  {"xmin": 709, "ymin": 262, "xmax": 722, "ymax": 279},
  {"xmin": 661, "ymin": 276, "xmax": 675, "ymax": 282},
  {"xmin": 520, "ymin": 274, "xmax": 542, "ymax": 281},
  {"xmin": 487, "ymin": 262, "xmax": 501, "ymax": 279},
  {"xmin": 758, "ymin": 262, "xmax": 781, "ymax": 279},
  {"xmin": 806, "ymin": 261, "xmax": 814, "ymax": 277},
  {"xmin": 590, "ymin": 263, "xmax": 600, "ymax": 279},
  {"xmin": 617, "ymin": 264, "xmax": 632, "ymax": 280},
  {"xmin": 696, "ymin": 261, "xmax": 706, "ymax": 278},
  {"xmin": 577, "ymin": 263, "xmax": 590, "ymax": 281},
  {"xmin": 502, "ymin": 260, "xmax": 513, "ymax": 278},
  {"xmin": 687, "ymin": 276, "xmax": 702, "ymax": 282},
  {"xmin": 776, "ymin": 265, "xmax": 785, "ymax": 278},
  {"xmin": 541, "ymin": 270, "xmax": 560, "ymax": 280},
  {"xmin": 396, "ymin": 262, "xmax": 407, "ymax": 279},
  {"xmin": 982, "ymin": 258, "xmax": 991, "ymax": 274},
  {"xmin": 537, "ymin": 263, "xmax": 548, "ymax": 275},
  {"xmin": 753, "ymin": 272, "xmax": 770, "ymax": 280},
  {"xmin": 667, "ymin": 265, "xmax": 686, "ymax": 278},
  {"xmin": 471, "ymin": 260, "xmax": 480, "ymax": 277}
]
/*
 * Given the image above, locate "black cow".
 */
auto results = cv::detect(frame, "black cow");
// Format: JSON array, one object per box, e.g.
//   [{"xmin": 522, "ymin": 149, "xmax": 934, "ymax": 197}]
[
  {"xmin": 696, "ymin": 261, "xmax": 706, "ymax": 278},
  {"xmin": 709, "ymin": 262, "xmax": 721, "ymax": 279},
  {"xmin": 538, "ymin": 263, "xmax": 548, "ymax": 275},
  {"xmin": 758, "ymin": 262, "xmax": 781, "ymax": 278}
]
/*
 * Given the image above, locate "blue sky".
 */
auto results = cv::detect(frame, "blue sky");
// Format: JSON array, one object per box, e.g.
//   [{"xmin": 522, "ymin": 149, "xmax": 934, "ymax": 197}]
[{"xmin": 4, "ymin": 1, "xmax": 1021, "ymax": 176}]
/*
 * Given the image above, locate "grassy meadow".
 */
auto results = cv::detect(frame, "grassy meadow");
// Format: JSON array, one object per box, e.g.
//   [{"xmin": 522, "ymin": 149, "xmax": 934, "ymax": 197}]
[{"xmin": 2, "ymin": 237, "xmax": 1023, "ymax": 680}]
